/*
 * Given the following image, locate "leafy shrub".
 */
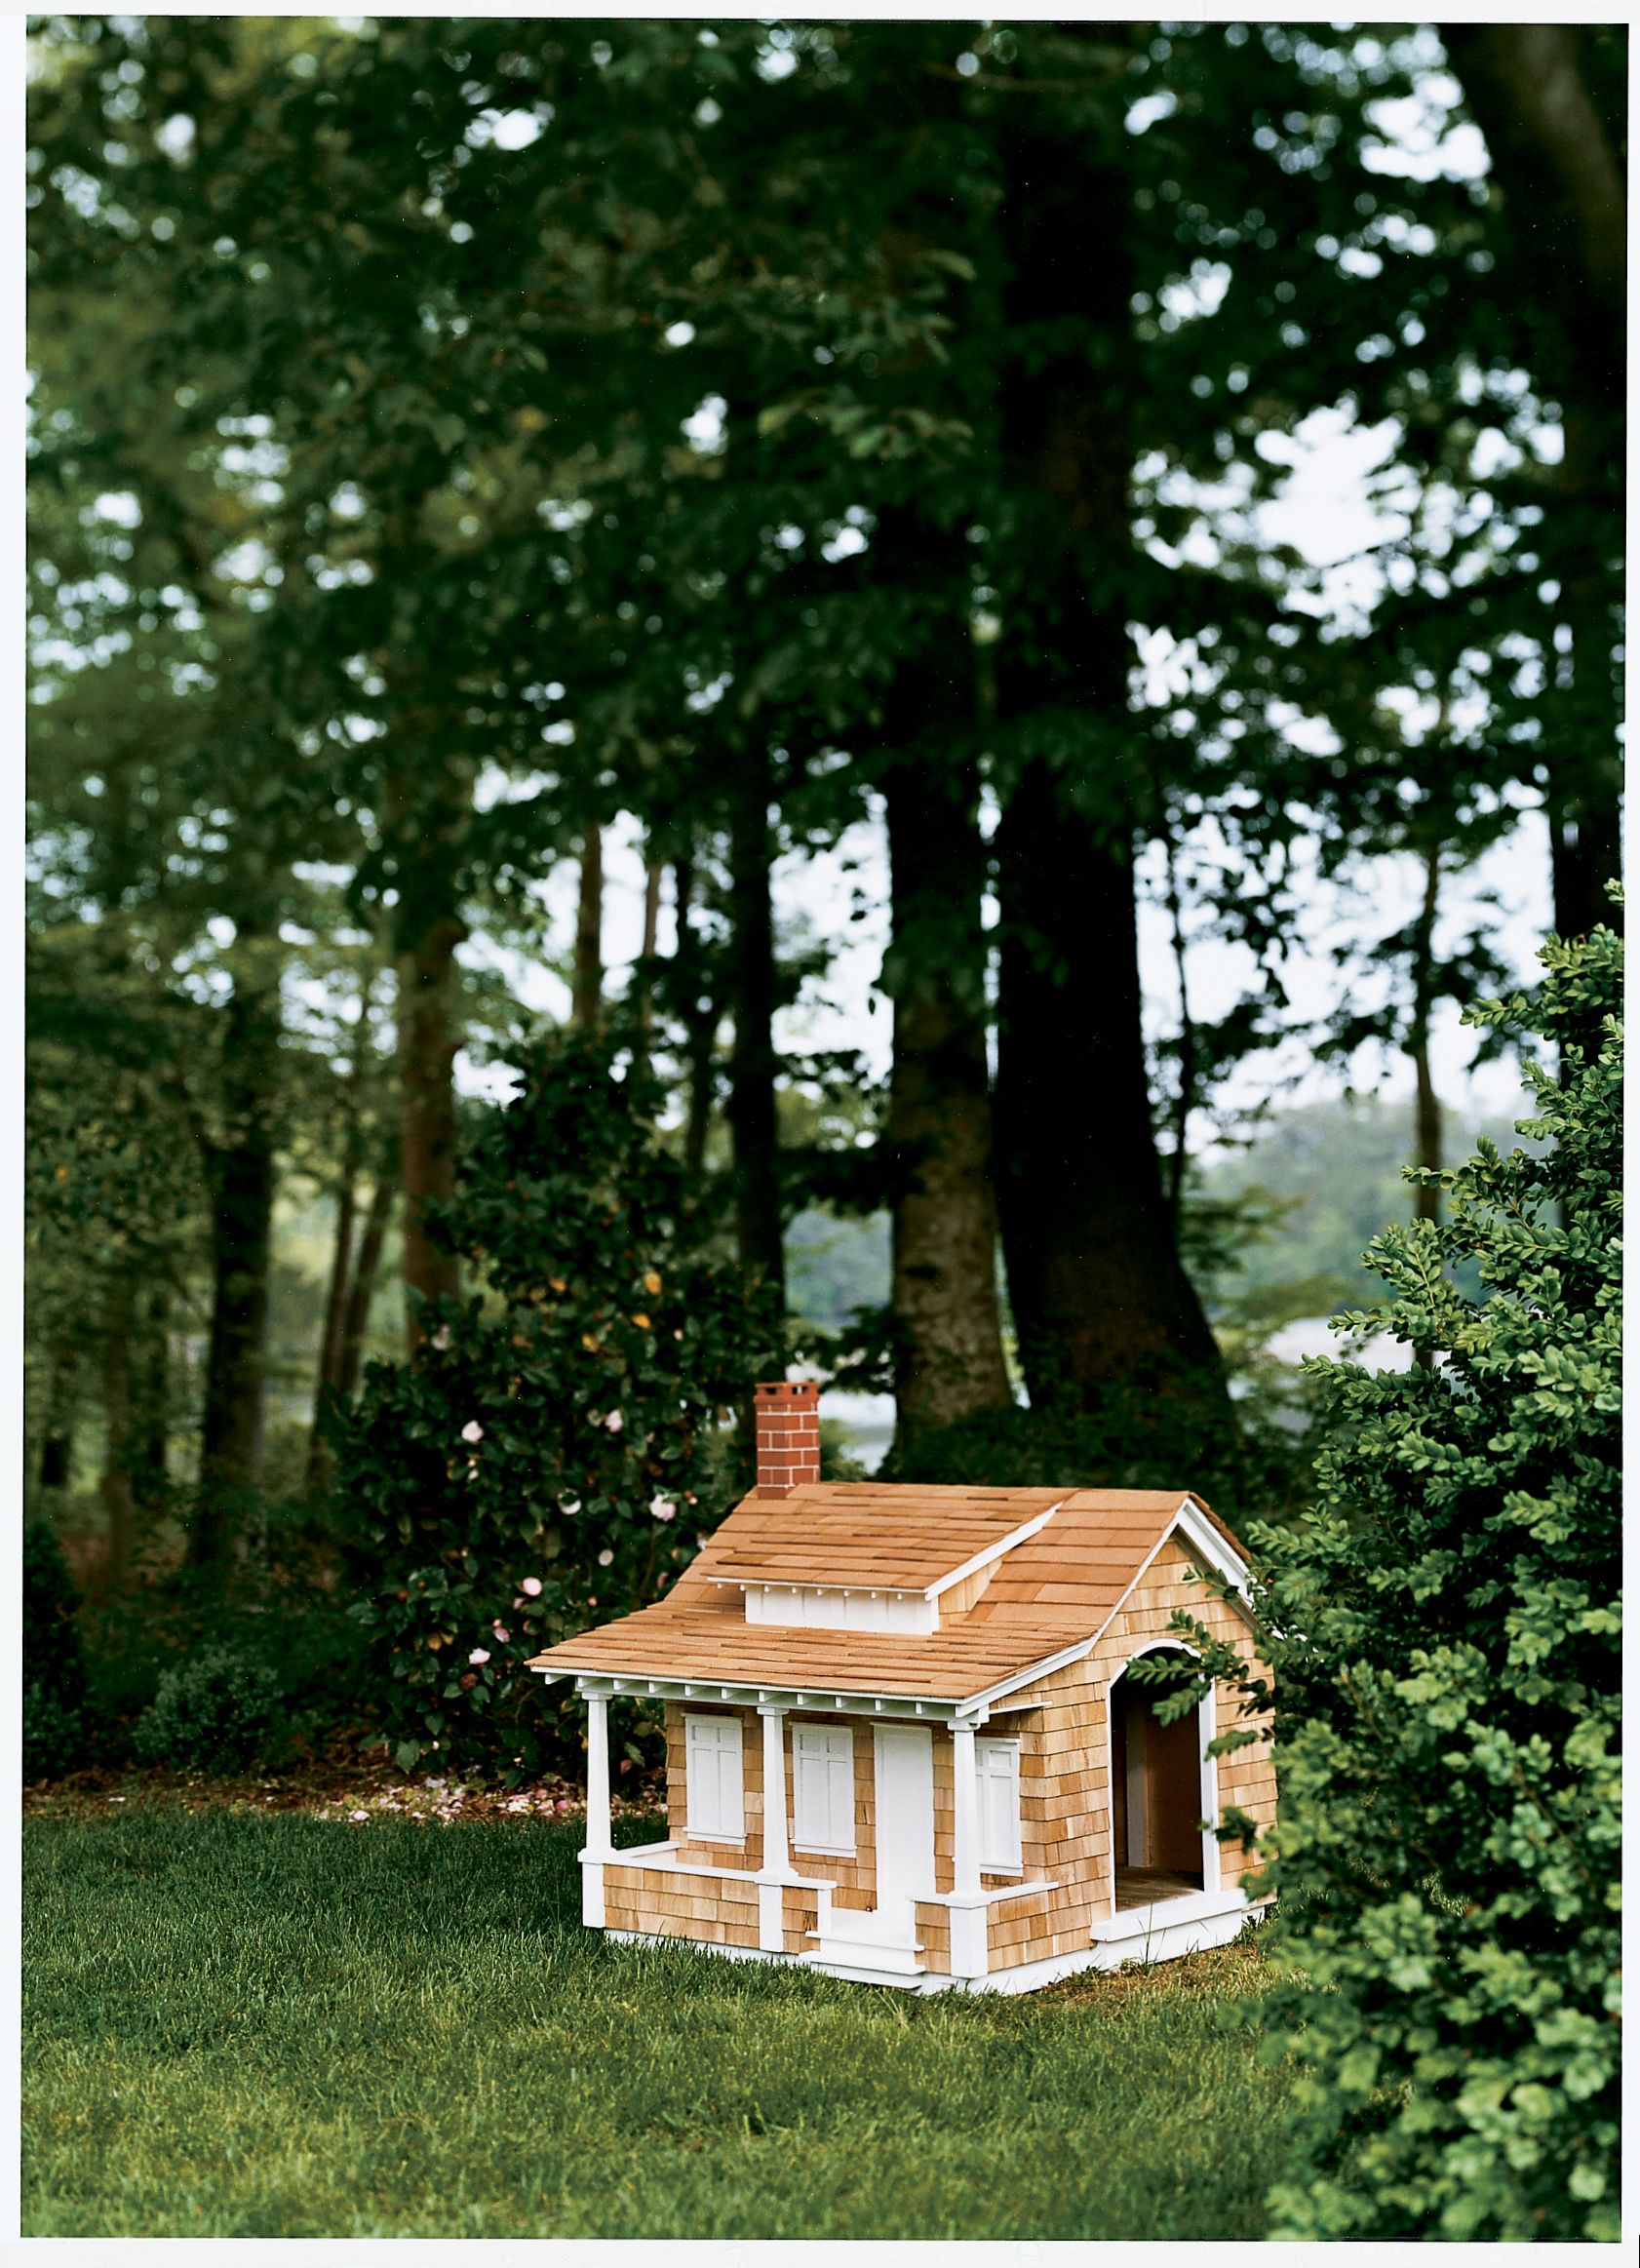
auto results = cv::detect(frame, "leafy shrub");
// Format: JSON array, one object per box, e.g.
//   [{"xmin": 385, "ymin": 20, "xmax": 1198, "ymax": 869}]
[
  {"xmin": 24, "ymin": 1683, "xmax": 90, "ymax": 1782},
  {"xmin": 1169, "ymin": 919, "xmax": 1621, "ymax": 2241},
  {"xmin": 331, "ymin": 1031, "xmax": 781, "ymax": 1779},
  {"xmin": 22, "ymin": 1521, "xmax": 94, "ymax": 1779},
  {"xmin": 132, "ymin": 1644, "xmax": 285, "ymax": 1771}
]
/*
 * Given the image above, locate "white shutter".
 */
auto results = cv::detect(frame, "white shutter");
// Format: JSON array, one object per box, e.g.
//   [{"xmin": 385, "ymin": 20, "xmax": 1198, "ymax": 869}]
[
  {"xmin": 684, "ymin": 1713, "xmax": 744, "ymax": 1840},
  {"xmin": 792, "ymin": 1724, "xmax": 856, "ymax": 1853},
  {"xmin": 976, "ymin": 1738, "xmax": 1022, "ymax": 1871}
]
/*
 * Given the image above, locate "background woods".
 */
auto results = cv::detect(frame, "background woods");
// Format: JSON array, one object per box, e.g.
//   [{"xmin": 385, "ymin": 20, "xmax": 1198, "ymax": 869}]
[
  {"xmin": 22, "ymin": 15, "xmax": 1623, "ymax": 2247},
  {"xmin": 26, "ymin": 8, "xmax": 1621, "ymax": 1636}
]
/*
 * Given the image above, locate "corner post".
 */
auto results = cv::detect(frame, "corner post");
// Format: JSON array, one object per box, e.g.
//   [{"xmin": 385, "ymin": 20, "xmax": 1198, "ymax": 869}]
[
  {"xmin": 949, "ymin": 1715, "xmax": 989, "ymax": 1981},
  {"xmin": 757, "ymin": 1702, "xmax": 793, "ymax": 1952},
  {"xmin": 582, "ymin": 1686, "xmax": 613, "ymax": 1927}
]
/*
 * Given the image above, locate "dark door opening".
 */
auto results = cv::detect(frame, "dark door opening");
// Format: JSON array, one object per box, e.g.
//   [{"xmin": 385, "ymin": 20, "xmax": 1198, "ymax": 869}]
[{"xmin": 1111, "ymin": 1658, "xmax": 1204, "ymax": 1907}]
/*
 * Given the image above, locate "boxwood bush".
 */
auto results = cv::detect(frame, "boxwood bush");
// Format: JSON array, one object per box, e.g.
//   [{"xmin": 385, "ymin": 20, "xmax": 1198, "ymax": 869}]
[{"xmin": 1167, "ymin": 917, "xmax": 1621, "ymax": 2241}]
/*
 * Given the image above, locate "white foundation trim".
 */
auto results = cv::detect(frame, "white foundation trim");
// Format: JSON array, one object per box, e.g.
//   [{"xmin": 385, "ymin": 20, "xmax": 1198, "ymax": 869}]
[
  {"xmin": 581, "ymin": 1858, "xmax": 605, "ymax": 1928},
  {"xmin": 601, "ymin": 1894, "xmax": 1269, "ymax": 1994}
]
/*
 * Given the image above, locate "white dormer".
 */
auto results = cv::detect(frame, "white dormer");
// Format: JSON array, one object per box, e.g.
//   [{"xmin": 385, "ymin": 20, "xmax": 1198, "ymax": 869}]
[{"xmin": 709, "ymin": 1500, "xmax": 1066, "ymax": 1633}]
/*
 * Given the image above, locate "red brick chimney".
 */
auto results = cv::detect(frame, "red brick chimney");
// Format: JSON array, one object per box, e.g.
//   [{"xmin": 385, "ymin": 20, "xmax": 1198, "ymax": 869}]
[{"xmin": 754, "ymin": 1379, "xmax": 821, "ymax": 1499}]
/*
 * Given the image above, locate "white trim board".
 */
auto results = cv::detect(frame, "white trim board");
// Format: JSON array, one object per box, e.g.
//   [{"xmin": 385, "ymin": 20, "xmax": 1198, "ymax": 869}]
[{"xmin": 602, "ymin": 1895, "xmax": 1269, "ymax": 1995}]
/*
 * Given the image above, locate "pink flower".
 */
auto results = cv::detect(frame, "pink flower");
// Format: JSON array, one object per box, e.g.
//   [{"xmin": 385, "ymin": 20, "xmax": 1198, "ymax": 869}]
[
  {"xmin": 468, "ymin": 1648, "xmax": 490, "ymax": 1665},
  {"xmin": 522, "ymin": 1576, "xmax": 543, "ymax": 1597},
  {"xmin": 605, "ymin": 1410, "xmax": 624, "ymax": 1433},
  {"xmin": 461, "ymin": 1420, "xmax": 485, "ymax": 1445},
  {"xmin": 649, "ymin": 1497, "xmax": 677, "ymax": 1521},
  {"xmin": 597, "ymin": 1547, "xmax": 614, "ymax": 1567},
  {"xmin": 491, "ymin": 1623, "xmax": 510, "ymax": 1641},
  {"xmin": 432, "ymin": 1326, "xmax": 450, "ymax": 1351}
]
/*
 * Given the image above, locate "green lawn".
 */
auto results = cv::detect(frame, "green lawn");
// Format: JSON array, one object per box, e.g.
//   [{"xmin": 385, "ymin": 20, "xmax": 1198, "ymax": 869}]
[{"xmin": 24, "ymin": 1805, "xmax": 1307, "ymax": 2239}]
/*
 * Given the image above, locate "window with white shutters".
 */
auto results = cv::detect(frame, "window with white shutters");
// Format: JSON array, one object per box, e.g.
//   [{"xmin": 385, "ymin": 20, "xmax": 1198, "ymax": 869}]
[
  {"xmin": 683, "ymin": 1713, "xmax": 745, "ymax": 1841},
  {"xmin": 791, "ymin": 1723, "xmax": 856, "ymax": 1854},
  {"xmin": 976, "ymin": 1738, "xmax": 1023, "ymax": 1871}
]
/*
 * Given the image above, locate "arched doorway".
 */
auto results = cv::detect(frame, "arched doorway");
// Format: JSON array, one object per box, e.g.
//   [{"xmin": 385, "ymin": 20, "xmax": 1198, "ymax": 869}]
[{"xmin": 1110, "ymin": 1651, "xmax": 1206, "ymax": 1908}]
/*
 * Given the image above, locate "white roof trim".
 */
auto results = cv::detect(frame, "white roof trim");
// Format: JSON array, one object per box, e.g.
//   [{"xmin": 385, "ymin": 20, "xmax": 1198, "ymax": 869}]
[{"xmin": 924, "ymin": 1500, "xmax": 1067, "ymax": 1600}]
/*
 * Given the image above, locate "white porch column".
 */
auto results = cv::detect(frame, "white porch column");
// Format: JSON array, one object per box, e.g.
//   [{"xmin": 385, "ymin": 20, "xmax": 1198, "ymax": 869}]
[
  {"xmin": 949, "ymin": 1715, "xmax": 988, "ymax": 1980},
  {"xmin": 582, "ymin": 1688, "xmax": 613, "ymax": 1927},
  {"xmin": 756, "ymin": 1703, "xmax": 793, "ymax": 1952}
]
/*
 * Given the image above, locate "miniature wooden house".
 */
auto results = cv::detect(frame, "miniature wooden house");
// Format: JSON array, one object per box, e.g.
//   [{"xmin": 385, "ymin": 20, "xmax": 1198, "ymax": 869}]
[{"xmin": 529, "ymin": 1381, "xmax": 1274, "ymax": 1993}]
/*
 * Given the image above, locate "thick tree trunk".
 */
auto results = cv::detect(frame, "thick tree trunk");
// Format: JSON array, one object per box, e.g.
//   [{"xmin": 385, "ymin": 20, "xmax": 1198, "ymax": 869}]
[
  {"xmin": 992, "ymin": 92, "xmax": 1226, "ymax": 1416},
  {"xmin": 99, "ymin": 1267, "xmax": 136, "ymax": 1591},
  {"xmin": 995, "ymin": 769, "xmax": 1224, "ymax": 1407},
  {"xmin": 876, "ymin": 515, "xmax": 1012, "ymax": 1440},
  {"xmin": 337, "ymin": 1170, "xmax": 394, "ymax": 1399},
  {"xmin": 194, "ymin": 947, "xmax": 280, "ymax": 1560},
  {"xmin": 396, "ymin": 913, "xmax": 465, "ymax": 1355},
  {"xmin": 725, "ymin": 749, "xmax": 785, "ymax": 1302},
  {"xmin": 574, "ymin": 825, "xmax": 604, "ymax": 1028}
]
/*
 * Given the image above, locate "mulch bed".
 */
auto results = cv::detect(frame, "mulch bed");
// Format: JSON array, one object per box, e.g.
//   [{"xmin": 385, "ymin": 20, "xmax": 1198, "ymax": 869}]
[{"xmin": 23, "ymin": 1740, "xmax": 661, "ymax": 1829}]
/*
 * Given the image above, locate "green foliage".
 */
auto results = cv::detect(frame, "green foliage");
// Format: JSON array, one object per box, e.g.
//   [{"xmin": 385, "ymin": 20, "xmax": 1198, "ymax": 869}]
[
  {"xmin": 24, "ymin": 1806, "xmax": 1305, "ymax": 2240},
  {"xmin": 333, "ymin": 1032, "xmax": 781, "ymax": 1779},
  {"xmin": 1168, "ymin": 919, "xmax": 1621, "ymax": 2241},
  {"xmin": 132, "ymin": 1645, "xmax": 285, "ymax": 1773},
  {"xmin": 22, "ymin": 1523, "xmax": 94, "ymax": 1779},
  {"xmin": 23, "ymin": 1687, "xmax": 92, "ymax": 1785}
]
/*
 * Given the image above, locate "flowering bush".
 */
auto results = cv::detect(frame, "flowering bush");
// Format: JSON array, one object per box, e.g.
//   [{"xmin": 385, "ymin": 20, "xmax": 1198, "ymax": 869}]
[
  {"xmin": 332, "ymin": 1031, "xmax": 781, "ymax": 1779},
  {"xmin": 1163, "ymin": 916, "xmax": 1621, "ymax": 2240}
]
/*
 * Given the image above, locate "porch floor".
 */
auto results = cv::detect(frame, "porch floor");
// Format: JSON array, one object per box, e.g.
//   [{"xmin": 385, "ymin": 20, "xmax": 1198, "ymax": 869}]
[{"xmin": 1114, "ymin": 1866, "xmax": 1203, "ymax": 1910}]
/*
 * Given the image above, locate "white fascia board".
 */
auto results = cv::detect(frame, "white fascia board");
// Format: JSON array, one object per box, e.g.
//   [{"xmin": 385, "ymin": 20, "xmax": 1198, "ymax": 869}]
[
  {"xmin": 565, "ymin": 1668, "xmax": 964, "ymax": 1720},
  {"xmin": 924, "ymin": 1499, "xmax": 1068, "ymax": 1601},
  {"xmin": 963, "ymin": 1637, "xmax": 1098, "ymax": 1715},
  {"xmin": 1082, "ymin": 1498, "xmax": 1258, "ymax": 1661},
  {"xmin": 1172, "ymin": 1498, "xmax": 1253, "ymax": 1598}
]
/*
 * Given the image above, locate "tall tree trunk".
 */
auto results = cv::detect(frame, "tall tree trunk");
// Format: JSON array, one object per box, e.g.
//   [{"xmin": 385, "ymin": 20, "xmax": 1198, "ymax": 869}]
[
  {"xmin": 876, "ymin": 515, "xmax": 1012, "ymax": 1441},
  {"xmin": 337, "ymin": 1169, "xmax": 395, "ymax": 1399},
  {"xmin": 395, "ymin": 911, "xmax": 465, "ymax": 1355},
  {"xmin": 991, "ymin": 86, "xmax": 1226, "ymax": 1417},
  {"xmin": 574, "ymin": 824, "xmax": 604, "ymax": 1029},
  {"xmin": 37, "ymin": 1351, "xmax": 74, "ymax": 1498},
  {"xmin": 1409, "ymin": 848, "xmax": 1444, "ymax": 1229},
  {"xmin": 99, "ymin": 1266, "xmax": 136, "ymax": 1591},
  {"xmin": 318, "ymin": 1169, "xmax": 357, "ymax": 1393},
  {"xmin": 383, "ymin": 739, "xmax": 468, "ymax": 1358},
  {"xmin": 194, "ymin": 938, "xmax": 280, "ymax": 1561},
  {"xmin": 725, "ymin": 747, "xmax": 785, "ymax": 1302},
  {"xmin": 1441, "ymin": 23, "xmax": 1624, "ymax": 938},
  {"xmin": 996, "ymin": 771, "xmax": 1225, "ymax": 1408},
  {"xmin": 629, "ymin": 852, "xmax": 663, "ymax": 1078},
  {"xmin": 672, "ymin": 856, "xmax": 719, "ymax": 1187},
  {"xmin": 306, "ymin": 1155, "xmax": 357, "ymax": 1489},
  {"xmin": 132, "ymin": 1279, "xmax": 170, "ymax": 1516}
]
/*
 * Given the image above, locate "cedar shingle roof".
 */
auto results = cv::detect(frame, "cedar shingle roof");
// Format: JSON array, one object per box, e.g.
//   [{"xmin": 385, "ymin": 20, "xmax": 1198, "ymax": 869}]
[
  {"xmin": 528, "ymin": 1483, "xmax": 1247, "ymax": 1707},
  {"xmin": 702, "ymin": 1484, "xmax": 1067, "ymax": 1592}
]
